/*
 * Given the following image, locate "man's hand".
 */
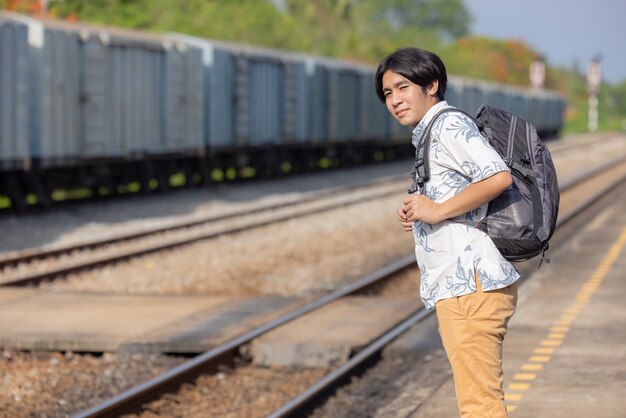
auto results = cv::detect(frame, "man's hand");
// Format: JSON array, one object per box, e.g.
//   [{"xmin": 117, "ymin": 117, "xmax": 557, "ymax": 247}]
[
  {"xmin": 397, "ymin": 206, "xmax": 414, "ymax": 232},
  {"xmin": 402, "ymin": 194, "xmax": 441, "ymax": 225}
]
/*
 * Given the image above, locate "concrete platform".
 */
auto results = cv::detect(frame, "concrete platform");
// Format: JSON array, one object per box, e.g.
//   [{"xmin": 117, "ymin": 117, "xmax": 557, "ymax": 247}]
[
  {"xmin": 0, "ymin": 291, "xmax": 301, "ymax": 353},
  {"xmin": 376, "ymin": 188, "xmax": 626, "ymax": 417},
  {"xmin": 0, "ymin": 288, "xmax": 421, "ymax": 366},
  {"xmin": 249, "ymin": 296, "xmax": 420, "ymax": 368}
]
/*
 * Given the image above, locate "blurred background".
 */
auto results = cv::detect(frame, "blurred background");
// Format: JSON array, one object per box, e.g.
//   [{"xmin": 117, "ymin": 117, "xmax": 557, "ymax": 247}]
[{"xmin": 2, "ymin": 0, "xmax": 624, "ymax": 133}]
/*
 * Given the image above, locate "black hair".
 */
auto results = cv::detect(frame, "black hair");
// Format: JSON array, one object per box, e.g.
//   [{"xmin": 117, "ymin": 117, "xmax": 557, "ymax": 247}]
[{"xmin": 374, "ymin": 47, "xmax": 447, "ymax": 102}]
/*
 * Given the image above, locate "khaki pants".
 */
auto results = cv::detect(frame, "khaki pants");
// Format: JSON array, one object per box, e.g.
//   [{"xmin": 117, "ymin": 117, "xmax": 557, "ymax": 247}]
[{"xmin": 435, "ymin": 277, "xmax": 518, "ymax": 418}]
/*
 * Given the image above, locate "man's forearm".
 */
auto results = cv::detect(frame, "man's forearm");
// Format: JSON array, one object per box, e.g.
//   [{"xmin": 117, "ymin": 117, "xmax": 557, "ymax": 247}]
[{"xmin": 434, "ymin": 171, "xmax": 512, "ymax": 223}]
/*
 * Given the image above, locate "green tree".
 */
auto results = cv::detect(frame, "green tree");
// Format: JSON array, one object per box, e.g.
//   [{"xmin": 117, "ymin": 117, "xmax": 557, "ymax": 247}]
[
  {"xmin": 283, "ymin": 0, "xmax": 468, "ymax": 61},
  {"xmin": 442, "ymin": 37, "xmax": 538, "ymax": 86},
  {"xmin": 363, "ymin": 0, "xmax": 471, "ymax": 39},
  {"xmin": 282, "ymin": 0, "xmax": 358, "ymax": 56},
  {"xmin": 600, "ymin": 81, "xmax": 626, "ymax": 131},
  {"xmin": 49, "ymin": 0, "xmax": 304, "ymax": 50}
]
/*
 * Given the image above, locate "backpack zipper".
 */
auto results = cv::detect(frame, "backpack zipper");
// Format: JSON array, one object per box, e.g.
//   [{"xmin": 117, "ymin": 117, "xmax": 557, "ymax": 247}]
[
  {"xmin": 505, "ymin": 115, "xmax": 517, "ymax": 166},
  {"xmin": 526, "ymin": 122, "xmax": 536, "ymax": 167}
]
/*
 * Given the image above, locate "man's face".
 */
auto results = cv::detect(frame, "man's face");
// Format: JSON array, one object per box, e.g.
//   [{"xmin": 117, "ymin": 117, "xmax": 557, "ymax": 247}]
[{"xmin": 381, "ymin": 70, "xmax": 438, "ymax": 127}]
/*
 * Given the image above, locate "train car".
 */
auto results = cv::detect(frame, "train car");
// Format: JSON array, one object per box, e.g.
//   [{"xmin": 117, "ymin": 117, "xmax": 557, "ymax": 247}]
[
  {"xmin": 166, "ymin": 35, "xmax": 317, "ymax": 174},
  {"xmin": 161, "ymin": 34, "xmax": 409, "ymax": 178},
  {"xmin": 448, "ymin": 75, "xmax": 565, "ymax": 137},
  {"xmin": 0, "ymin": 12, "xmax": 565, "ymax": 211},
  {"xmin": 0, "ymin": 12, "xmax": 204, "ymax": 209},
  {"xmin": 0, "ymin": 17, "xmax": 30, "ymax": 170}
]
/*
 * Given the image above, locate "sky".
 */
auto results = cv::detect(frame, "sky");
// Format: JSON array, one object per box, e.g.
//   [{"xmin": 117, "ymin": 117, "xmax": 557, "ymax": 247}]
[{"xmin": 464, "ymin": 0, "xmax": 626, "ymax": 84}]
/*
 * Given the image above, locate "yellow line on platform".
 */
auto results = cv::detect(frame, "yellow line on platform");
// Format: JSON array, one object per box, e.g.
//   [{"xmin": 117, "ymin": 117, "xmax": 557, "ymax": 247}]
[
  {"xmin": 550, "ymin": 326, "xmax": 569, "ymax": 333},
  {"xmin": 521, "ymin": 363, "xmax": 544, "ymax": 371},
  {"xmin": 508, "ymin": 383, "xmax": 531, "ymax": 391},
  {"xmin": 540, "ymin": 339, "xmax": 562, "ymax": 347},
  {"xmin": 513, "ymin": 373, "xmax": 536, "ymax": 381},
  {"xmin": 506, "ymin": 225, "xmax": 626, "ymax": 414},
  {"xmin": 506, "ymin": 393, "xmax": 525, "ymax": 401},
  {"xmin": 533, "ymin": 347, "xmax": 555, "ymax": 354}
]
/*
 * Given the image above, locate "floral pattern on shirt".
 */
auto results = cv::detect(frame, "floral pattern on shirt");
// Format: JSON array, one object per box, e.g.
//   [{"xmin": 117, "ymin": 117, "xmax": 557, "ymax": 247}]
[{"xmin": 410, "ymin": 101, "xmax": 520, "ymax": 309}]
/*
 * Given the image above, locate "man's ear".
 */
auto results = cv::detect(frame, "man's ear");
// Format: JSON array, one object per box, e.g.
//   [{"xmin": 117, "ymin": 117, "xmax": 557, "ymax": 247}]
[{"xmin": 427, "ymin": 80, "xmax": 439, "ymax": 97}]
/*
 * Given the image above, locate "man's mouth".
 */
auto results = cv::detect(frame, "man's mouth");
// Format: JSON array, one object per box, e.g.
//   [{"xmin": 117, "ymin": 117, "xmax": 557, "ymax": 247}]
[{"xmin": 395, "ymin": 109, "xmax": 408, "ymax": 118}]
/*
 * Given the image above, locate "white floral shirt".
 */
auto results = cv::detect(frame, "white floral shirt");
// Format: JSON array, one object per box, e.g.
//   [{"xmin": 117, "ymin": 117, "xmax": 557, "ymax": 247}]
[{"xmin": 411, "ymin": 101, "xmax": 520, "ymax": 309}]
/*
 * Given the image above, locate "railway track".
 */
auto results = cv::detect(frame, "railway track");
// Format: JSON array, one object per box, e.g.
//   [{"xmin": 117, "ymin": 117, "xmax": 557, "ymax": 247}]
[
  {"xmin": 545, "ymin": 131, "xmax": 620, "ymax": 156},
  {"xmin": 71, "ymin": 153, "xmax": 626, "ymax": 418},
  {"xmin": 1, "ymin": 136, "xmax": 623, "ymax": 288},
  {"xmin": 0, "ymin": 175, "xmax": 407, "ymax": 286}
]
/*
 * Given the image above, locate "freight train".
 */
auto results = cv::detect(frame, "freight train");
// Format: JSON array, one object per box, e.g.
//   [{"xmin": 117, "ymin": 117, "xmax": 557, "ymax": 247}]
[{"xmin": 0, "ymin": 12, "xmax": 565, "ymax": 211}]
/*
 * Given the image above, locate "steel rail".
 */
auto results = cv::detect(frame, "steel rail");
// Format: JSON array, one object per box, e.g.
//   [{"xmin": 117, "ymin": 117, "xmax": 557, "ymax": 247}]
[
  {"xmin": 0, "ymin": 174, "xmax": 407, "ymax": 269},
  {"xmin": 71, "ymin": 256, "xmax": 416, "ymax": 418},
  {"xmin": 1, "ymin": 183, "xmax": 406, "ymax": 287},
  {"xmin": 266, "ymin": 307, "xmax": 433, "ymax": 418}
]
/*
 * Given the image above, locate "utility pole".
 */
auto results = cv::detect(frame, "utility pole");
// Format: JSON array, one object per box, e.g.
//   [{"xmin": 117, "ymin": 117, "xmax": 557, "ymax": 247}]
[{"xmin": 586, "ymin": 56, "xmax": 602, "ymax": 133}]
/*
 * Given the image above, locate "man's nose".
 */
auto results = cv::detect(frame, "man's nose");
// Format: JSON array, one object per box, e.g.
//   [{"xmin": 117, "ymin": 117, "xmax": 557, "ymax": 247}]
[{"xmin": 390, "ymin": 92, "xmax": 401, "ymax": 107}]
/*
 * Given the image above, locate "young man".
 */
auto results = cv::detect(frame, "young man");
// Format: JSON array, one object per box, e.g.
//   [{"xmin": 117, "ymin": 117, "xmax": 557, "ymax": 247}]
[{"xmin": 375, "ymin": 47, "xmax": 520, "ymax": 418}]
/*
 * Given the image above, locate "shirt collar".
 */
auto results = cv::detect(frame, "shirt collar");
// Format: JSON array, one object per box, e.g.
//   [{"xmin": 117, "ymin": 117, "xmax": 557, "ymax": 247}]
[{"xmin": 411, "ymin": 100, "xmax": 449, "ymax": 148}]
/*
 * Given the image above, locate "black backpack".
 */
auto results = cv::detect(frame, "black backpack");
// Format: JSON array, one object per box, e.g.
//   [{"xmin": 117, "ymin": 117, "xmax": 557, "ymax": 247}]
[{"xmin": 410, "ymin": 104, "xmax": 560, "ymax": 263}]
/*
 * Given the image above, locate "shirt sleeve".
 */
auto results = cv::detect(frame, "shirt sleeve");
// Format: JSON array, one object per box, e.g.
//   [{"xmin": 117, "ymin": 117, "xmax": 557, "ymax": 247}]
[{"xmin": 434, "ymin": 112, "xmax": 509, "ymax": 183}]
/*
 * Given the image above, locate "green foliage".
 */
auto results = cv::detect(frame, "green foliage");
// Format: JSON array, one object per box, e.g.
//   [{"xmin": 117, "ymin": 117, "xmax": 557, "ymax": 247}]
[
  {"xmin": 546, "ymin": 65, "xmax": 626, "ymax": 133},
  {"xmin": 47, "ymin": 0, "xmax": 467, "ymax": 63},
  {"xmin": 442, "ymin": 37, "xmax": 537, "ymax": 85},
  {"xmin": 604, "ymin": 81, "xmax": 626, "ymax": 131},
  {"xmin": 49, "ymin": 0, "xmax": 304, "ymax": 50},
  {"xmin": 362, "ymin": 0, "xmax": 471, "ymax": 38},
  {"xmin": 546, "ymin": 67, "xmax": 583, "ymax": 133},
  {"xmin": 282, "ymin": 0, "xmax": 468, "ymax": 59}
]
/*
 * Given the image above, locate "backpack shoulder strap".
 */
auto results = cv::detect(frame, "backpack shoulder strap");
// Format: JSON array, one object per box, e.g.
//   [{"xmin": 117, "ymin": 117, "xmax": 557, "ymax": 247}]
[{"xmin": 410, "ymin": 107, "xmax": 478, "ymax": 194}]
